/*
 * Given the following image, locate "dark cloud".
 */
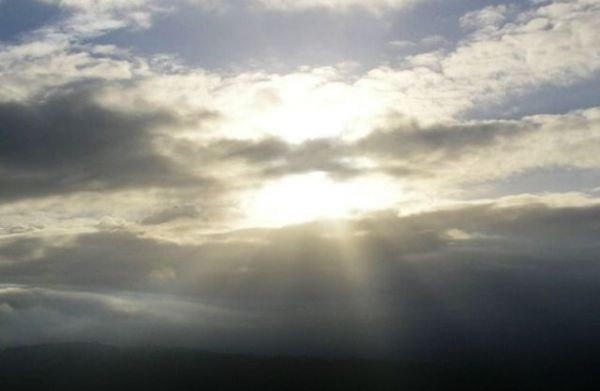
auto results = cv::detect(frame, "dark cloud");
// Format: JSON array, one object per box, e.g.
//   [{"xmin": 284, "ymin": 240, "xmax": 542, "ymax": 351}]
[
  {"xmin": 259, "ymin": 138, "xmax": 361, "ymax": 179},
  {"xmin": 0, "ymin": 231, "xmax": 195, "ymax": 290},
  {"xmin": 354, "ymin": 121, "xmax": 524, "ymax": 165},
  {"xmin": 1, "ymin": 201, "xmax": 600, "ymax": 355},
  {"xmin": 186, "ymin": 136, "xmax": 362, "ymax": 180},
  {"xmin": 140, "ymin": 204, "xmax": 201, "ymax": 225},
  {"xmin": 0, "ymin": 82, "xmax": 595, "ymax": 356},
  {"xmin": 0, "ymin": 236, "xmax": 44, "ymax": 260},
  {"xmin": 0, "ymin": 88, "xmax": 212, "ymax": 201},
  {"xmin": 184, "ymin": 120, "xmax": 527, "ymax": 183},
  {"xmin": 0, "ymin": 91, "xmax": 539, "ymax": 205},
  {"xmin": 4, "ymin": 202, "xmax": 599, "ymax": 300},
  {"xmin": 214, "ymin": 137, "xmax": 292, "ymax": 163},
  {"xmin": 0, "ymin": 285, "xmax": 258, "ymax": 351}
]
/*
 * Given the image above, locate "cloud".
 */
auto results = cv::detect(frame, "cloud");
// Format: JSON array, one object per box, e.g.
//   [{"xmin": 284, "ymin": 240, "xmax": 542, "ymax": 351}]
[
  {"xmin": 356, "ymin": 108, "xmax": 600, "ymax": 184},
  {"xmin": 252, "ymin": 0, "xmax": 424, "ymax": 12},
  {"xmin": 140, "ymin": 205, "xmax": 202, "ymax": 226},
  {"xmin": 37, "ymin": 0, "xmax": 164, "ymax": 33},
  {"xmin": 189, "ymin": 106, "xmax": 600, "ymax": 187},
  {"xmin": 360, "ymin": 0, "xmax": 600, "ymax": 121},
  {"xmin": 0, "ymin": 87, "xmax": 211, "ymax": 201},
  {"xmin": 0, "ymin": 0, "xmax": 597, "ymax": 357},
  {"xmin": 196, "ymin": 137, "xmax": 361, "ymax": 179},
  {"xmin": 0, "ymin": 285, "xmax": 256, "ymax": 349},
  {"xmin": 0, "ymin": 38, "xmax": 142, "ymax": 101},
  {"xmin": 1, "ymin": 76, "xmax": 598, "ymax": 236},
  {"xmin": 5, "ymin": 0, "xmax": 600, "ymax": 137},
  {"xmin": 117, "ymin": 0, "xmax": 598, "ymax": 142},
  {"xmin": 1, "ymin": 198, "xmax": 600, "ymax": 354},
  {"xmin": 460, "ymin": 5, "xmax": 513, "ymax": 31},
  {"xmin": 2, "ymin": 198, "xmax": 600, "ymax": 303}
]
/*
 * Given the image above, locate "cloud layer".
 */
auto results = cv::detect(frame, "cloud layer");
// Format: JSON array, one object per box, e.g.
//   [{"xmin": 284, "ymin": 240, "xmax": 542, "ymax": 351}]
[
  {"xmin": 2, "ymin": 200, "xmax": 600, "ymax": 354},
  {"xmin": 0, "ymin": 0, "xmax": 599, "ymax": 355}
]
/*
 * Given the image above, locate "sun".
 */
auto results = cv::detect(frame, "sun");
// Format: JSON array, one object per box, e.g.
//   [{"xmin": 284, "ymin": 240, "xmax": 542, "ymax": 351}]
[{"xmin": 244, "ymin": 171, "xmax": 401, "ymax": 226}]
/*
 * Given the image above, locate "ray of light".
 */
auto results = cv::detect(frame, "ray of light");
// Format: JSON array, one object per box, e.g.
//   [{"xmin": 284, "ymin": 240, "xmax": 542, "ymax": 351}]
[{"xmin": 318, "ymin": 218, "xmax": 397, "ymax": 356}]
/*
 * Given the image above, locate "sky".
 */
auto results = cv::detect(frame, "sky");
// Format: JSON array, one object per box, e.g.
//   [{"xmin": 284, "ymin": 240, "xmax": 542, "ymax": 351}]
[{"xmin": 0, "ymin": 0, "xmax": 600, "ymax": 357}]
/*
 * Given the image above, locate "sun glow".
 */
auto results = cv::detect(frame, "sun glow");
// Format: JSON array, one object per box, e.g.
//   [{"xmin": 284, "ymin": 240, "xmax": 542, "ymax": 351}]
[
  {"xmin": 245, "ymin": 172, "xmax": 401, "ymax": 226},
  {"xmin": 210, "ymin": 70, "xmax": 388, "ymax": 143}
]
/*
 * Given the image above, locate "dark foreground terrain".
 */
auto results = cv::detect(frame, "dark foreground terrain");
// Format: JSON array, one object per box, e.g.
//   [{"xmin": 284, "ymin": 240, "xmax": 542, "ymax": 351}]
[{"xmin": 1, "ymin": 343, "xmax": 599, "ymax": 390}]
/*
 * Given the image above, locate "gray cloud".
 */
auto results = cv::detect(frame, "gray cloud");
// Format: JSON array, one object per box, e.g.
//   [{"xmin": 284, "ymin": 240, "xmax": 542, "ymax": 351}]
[
  {"xmin": 188, "ymin": 119, "xmax": 526, "ymax": 182},
  {"xmin": 356, "ymin": 121, "xmax": 523, "ymax": 161},
  {"xmin": 140, "ymin": 205, "xmax": 201, "ymax": 225},
  {"xmin": 211, "ymin": 137, "xmax": 361, "ymax": 179},
  {"xmin": 0, "ymin": 81, "xmax": 595, "ymax": 229},
  {"xmin": 207, "ymin": 111, "xmax": 598, "ymax": 188},
  {"xmin": 0, "ymin": 285, "xmax": 260, "ymax": 351},
  {"xmin": 1, "ymin": 0, "xmax": 600, "ymax": 361},
  {"xmin": 0, "ymin": 88, "xmax": 212, "ymax": 201},
  {"xmin": 1, "ymin": 200, "xmax": 600, "ymax": 354}
]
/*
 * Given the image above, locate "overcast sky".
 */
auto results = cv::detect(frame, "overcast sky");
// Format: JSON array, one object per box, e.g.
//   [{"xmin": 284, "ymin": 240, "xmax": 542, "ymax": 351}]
[{"xmin": 1, "ymin": 0, "xmax": 600, "ymax": 357}]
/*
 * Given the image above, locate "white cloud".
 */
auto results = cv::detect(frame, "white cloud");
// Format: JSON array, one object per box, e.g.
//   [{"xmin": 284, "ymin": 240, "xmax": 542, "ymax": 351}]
[
  {"xmin": 0, "ymin": 0, "xmax": 598, "ymax": 237},
  {"xmin": 433, "ymin": 107, "xmax": 600, "ymax": 184},
  {"xmin": 0, "ymin": 38, "xmax": 146, "ymax": 101},
  {"xmin": 460, "ymin": 4, "xmax": 512, "ymax": 31},
  {"xmin": 16, "ymin": 0, "xmax": 595, "ymax": 121},
  {"xmin": 37, "ymin": 0, "xmax": 166, "ymax": 34},
  {"xmin": 364, "ymin": 0, "xmax": 600, "ymax": 121},
  {"xmin": 253, "ymin": 0, "xmax": 423, "ymax": 12}
]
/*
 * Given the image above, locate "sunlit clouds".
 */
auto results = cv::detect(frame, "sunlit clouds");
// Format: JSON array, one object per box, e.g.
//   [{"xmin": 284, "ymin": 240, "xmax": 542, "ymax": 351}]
[
  {"xmin": 1, "ymin": 0, "xmax": 600, "ymax": 355},
  {"xmin": 244, "ymin": 172, "xmax": 402, "ymax": 226}
]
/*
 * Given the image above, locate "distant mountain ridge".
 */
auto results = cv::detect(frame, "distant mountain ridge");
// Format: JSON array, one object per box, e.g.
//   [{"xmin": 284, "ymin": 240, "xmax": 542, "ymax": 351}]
[{"xmin": 1, "ymin": 342, "xmax": 599, "ymax": 390}]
